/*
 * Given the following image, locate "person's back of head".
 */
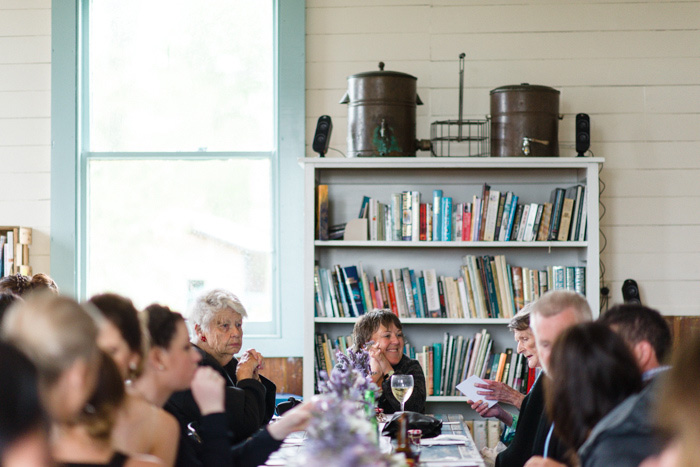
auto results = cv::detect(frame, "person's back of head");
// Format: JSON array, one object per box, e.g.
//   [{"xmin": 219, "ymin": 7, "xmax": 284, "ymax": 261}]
[
  {"xmin": 599, "ymin": 303, "xmax": 671, "ymax": 366},
  {"xmin": 530, "ymin": 290, "xmax": 593, "ymax": 323},
  {"xmin": 0, "ymin": 341, "xmax": 49, "ymax": 465},
  {"xmin": 546, "ymin": 322, "xmax": 642, "ymax": 456},
  {"xmin": 1, "ymin": 294, "xmax": 100, "ymax": 422},
  {"xmin": 0, "ymin": 273, "xmax": 58, "ymax": 297}
]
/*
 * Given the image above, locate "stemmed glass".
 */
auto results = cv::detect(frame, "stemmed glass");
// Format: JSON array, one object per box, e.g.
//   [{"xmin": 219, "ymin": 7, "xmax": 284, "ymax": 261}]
[{"xmin": 391, "ymin": 374, "xmax": 414, "ymax": 412}]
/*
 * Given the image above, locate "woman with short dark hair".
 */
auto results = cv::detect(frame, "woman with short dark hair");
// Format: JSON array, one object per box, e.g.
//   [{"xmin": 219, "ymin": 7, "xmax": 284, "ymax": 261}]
[{"xmin": 352, "ymin": 309, "xmax": 426, "ymax": 414}]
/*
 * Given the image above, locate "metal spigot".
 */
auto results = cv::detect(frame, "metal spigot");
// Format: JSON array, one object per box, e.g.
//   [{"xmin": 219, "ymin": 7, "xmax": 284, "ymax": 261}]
[{"xmin": 522, "ymin": 137, "xmax": 550, "ymax": 156}]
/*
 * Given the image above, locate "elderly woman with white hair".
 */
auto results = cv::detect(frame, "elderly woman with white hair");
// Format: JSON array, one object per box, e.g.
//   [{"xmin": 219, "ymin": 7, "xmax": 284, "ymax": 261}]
[{"xmin": 167, "ymin": 289, "xmax": 276, "ymax": 444}]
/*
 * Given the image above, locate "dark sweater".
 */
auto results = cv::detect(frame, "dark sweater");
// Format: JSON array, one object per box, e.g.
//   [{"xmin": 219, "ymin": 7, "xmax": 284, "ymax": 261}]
[
  {"xmin": 495, "ymin": 374, "xmax": 544, "ymax": 467},
  {"xmin": 378, "ymin": 354, "xmax": 427, "ymax": 414},
  {"xmin": 167, "ymin": 346, "xmax": 276, "ymax": 444},
  {"xmin": 164, "ymin": 408, "xmax": 282, "ymax": 467}
]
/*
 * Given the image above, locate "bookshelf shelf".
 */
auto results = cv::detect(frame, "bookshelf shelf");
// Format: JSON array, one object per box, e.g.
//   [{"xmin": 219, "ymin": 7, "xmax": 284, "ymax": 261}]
[
  {"xmin": 315, "ymin": 240, "xmax": 588, "ymax": 248},
  {"xmin": 315, "ymin": 317, "xmax": 512, "ymax": 325},
  {"xmin": 302, "ymin": 156, "xmax": 603, "ymax": 417}
]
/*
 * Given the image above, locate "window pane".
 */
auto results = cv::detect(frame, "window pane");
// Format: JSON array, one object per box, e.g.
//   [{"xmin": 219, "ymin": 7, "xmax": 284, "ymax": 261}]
[
  {"xmin": 86, "ymin": 159, "xmax": 273, "ymax": 321},
  {"xmin": 88, "ymin": 0, "xmax": 273, "ymax": 152}
]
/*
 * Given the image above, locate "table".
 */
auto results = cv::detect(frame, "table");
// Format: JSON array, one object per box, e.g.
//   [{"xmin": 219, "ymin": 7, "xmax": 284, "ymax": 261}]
[{"xmin": 264, "ymin": 414, "xmax": 485, "ymax": 466}]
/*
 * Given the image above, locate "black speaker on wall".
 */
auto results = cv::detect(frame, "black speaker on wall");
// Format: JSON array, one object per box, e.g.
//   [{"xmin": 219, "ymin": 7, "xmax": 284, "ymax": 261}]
[
  {"xmin": 312, "ymin": 115, "xmax": 332, "ymax": 157},
  {"xmin": 622, "ymin": 279, "xmax": 641, "ymax": 305},
  {"xmin": 576, "ymin": 113, "xmax": 590, "ymax": 157}
]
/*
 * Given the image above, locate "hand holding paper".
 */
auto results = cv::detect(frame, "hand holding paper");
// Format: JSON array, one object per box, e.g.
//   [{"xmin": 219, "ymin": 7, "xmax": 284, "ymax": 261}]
[{"xmin": 456, "ymin": 375, "xmax": 498, "ymax": 408}]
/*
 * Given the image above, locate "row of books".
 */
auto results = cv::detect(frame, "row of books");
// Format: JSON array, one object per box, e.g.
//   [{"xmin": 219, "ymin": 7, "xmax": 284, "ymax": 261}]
[
  {"xmin": 314, "ymin": 257, "xmax": 586, "ymax": 320},
  {"xmin": 351, "ymin": 183, "xmax": 587, "ymax": 242}
]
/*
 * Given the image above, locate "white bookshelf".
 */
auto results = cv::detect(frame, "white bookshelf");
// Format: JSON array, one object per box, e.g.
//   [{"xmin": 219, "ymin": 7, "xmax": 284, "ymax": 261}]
[{"xmin": 301, "ymin": 156, "xmax": 603, "ymax": 415}]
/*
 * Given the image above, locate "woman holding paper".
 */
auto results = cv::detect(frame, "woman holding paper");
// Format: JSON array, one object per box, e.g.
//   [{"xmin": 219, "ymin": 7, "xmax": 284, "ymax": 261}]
[
  {"xmin": 352, "ymin": 309, "xmax": 426, "ymax": 414},
  {"xmin": 467, "ymin": 305, "xmax": 545, "ymax": 467}
]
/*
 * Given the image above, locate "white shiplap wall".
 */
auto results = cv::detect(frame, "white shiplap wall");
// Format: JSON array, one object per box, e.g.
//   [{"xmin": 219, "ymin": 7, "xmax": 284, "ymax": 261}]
[
  {"xmin": 0, "ymin": 0, "xmax": 51, "ymax": 275},
  {"xmin": 306, "ymin": 0, "xmax": 700, "ymax": 315},
  {"xmin": 0, "ymin": 1, "xmax": 698, "ymax": 314}
]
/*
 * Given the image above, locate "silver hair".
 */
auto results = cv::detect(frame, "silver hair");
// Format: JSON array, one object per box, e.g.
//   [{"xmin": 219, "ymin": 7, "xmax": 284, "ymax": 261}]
[
  {"xmin": 190, "ymin": 289, "xmax": 248, "ymax": 332},
  {"xmin": 530, "ymin": 290, "xmax": 593, "ymax": 323}
]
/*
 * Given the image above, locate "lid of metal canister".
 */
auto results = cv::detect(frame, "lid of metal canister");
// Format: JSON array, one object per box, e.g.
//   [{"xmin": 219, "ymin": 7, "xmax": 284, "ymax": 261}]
[
  {"xmin": 490, "ymin": 83, "xmax": 560, "ymax": 94},
  {"xmin": 348, "ymin": 61, "xmax": 417, "ymax": 80}
]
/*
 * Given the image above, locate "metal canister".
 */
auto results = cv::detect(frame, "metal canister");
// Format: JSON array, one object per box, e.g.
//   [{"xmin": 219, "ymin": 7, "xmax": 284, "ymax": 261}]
[
  {"xmin": 490, "ymin": 84, "xmax": 561, "ymax": 157},
  {"xmin": 340, "ymin": 62, "xmax": 423, "ymax": 157}
]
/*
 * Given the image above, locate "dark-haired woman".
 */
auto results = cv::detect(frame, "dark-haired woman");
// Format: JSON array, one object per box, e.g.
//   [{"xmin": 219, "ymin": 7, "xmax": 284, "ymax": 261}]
[
  {"xmin": 0, "ymin": 341, "xmax": 51, "ymax": 467},
  {"xmin": 133, "ymin": 304, "xmax": 311, "ymax": 467},
  {"xmin": 529, "ymin": 322, "xmax": 643, "ymax": 467},
  {"xmin": 91, "ymin": 293, "xmax": 179, "ymax": 466},
  {"xmin": 0, "ymin": 272, "xmax": 58, "ymax": 296},
  {"xmin": 352, "ymin": 309, "xmax": 426, "ymax": 414}
]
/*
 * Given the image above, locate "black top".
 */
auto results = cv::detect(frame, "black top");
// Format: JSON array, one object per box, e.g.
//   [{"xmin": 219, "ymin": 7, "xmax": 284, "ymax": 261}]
[
  {"xmin": 378, "ymin": 354, "xmax": 427, "ymax": 414},
  {"xmin": 532, "ymin": 394, "xmax": 572, "ymax": 465},
  {"xmin": 163, "ymin": 409, "xmax": 283, "ymax": 467},
  {"xmin": 59, "ymin": 452, "xmax": 128, "ymax": 467},
  {"xmin": 495, "ymin": 374, "xmax": 544, "ymax": 467},
  {"xmin": 167, "ymin": 346, "xmax": 276, "ymax": 444}
]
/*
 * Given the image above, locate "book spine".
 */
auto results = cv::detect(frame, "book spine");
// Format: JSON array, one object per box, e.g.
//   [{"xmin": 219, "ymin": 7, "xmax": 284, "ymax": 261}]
[
  {"xmin": 391, "ymin": 193, "xmax": 402, "ymax": 241},
  {"xmin": 441, "ymin": 197, "xmax": 453, "ymax": 241},
  {"xmin": 402, "ymin": 191, "xmax": 412, "ymax": 241},
  {"xmin": 411, "ymin": 191, "xmax": 421, "ymax": 242},
  {"xmin": 432, "ymin": 190, "xmax": 443, "ymax": 241},
  {"xmin": 317, "ymin": 184, "xmax": 329, "ymax": 240},
  {"xmin": 463, "ymin": 203, "xmax": 472, "ymax": 241},
  {"xmin": 419, "ymin": 203, "xmax": 427, "ymax": 241}
]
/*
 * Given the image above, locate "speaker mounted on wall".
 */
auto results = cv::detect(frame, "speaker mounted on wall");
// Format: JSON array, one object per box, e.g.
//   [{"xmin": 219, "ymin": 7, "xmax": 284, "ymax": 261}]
[
  {"xmin": 576, "ymin": 113, "xmax": 590, "ymax": 157},
  {"xmin": 622, "ymin": 278, "xmax": 641, "ymax": 305},
  {"xmin": 312, "ymin": 115, "xmax": 332, "ymax": 157}
]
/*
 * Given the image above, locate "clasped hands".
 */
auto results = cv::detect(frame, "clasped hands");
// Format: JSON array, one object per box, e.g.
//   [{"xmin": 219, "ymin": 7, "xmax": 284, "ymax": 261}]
[{"xmin": 236, "ymin": 348, "xmax": 265, "ymax": 381}]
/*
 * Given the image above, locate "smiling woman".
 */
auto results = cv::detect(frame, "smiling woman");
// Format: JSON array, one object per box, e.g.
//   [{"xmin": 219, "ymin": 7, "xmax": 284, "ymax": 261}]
[{"xmin": 352, "ymin": 309, "xmax": 426, "ymax": 414}]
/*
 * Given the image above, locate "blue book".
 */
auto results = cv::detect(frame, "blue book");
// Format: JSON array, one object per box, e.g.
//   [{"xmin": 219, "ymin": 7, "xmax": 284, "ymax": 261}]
[
  {"xmin": 358, "ymin": 196, "xmax": 371, "ymax": 219},
  {"xmin": 333, "ymin": 266, "xmax": 350, "ymax": 317},
  {"xmin": 342, "ymin": 266, "xmax": 366, "ymax": 316},
  {"xmin": 481, "ymin": 256, "xmax": 501, "ymax": 318},
  {"xmin": 504, "ymin": 195, "xmax": 519, "ymax": 241},
  {"xmin": 433, "ymin": 342, "xmax": 443, "ymax": 396},
  {"xmin": 441, "ymin": 197, "xmax": 453, "ymax": 241},
  {"xmin": 409, "ymin": 269, "xmax": 424, "ymax": 318},
  {"xmin": 418, "ymin": 276, "xmax": 429, "ymax": 318},
  {"xmin": 432, "ymin": 190, "xmax": 443, "ymax": 241}
]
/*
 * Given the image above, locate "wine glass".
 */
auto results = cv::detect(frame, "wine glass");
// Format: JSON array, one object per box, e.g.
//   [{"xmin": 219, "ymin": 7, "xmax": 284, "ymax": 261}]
[{"xmin": 391, "ymin": 374, "xmax": 414, "ymax": 412}]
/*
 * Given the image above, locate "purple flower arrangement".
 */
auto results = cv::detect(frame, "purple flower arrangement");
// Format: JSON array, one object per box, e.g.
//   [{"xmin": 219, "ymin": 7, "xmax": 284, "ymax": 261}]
[{"xmin": 291, "ymin": 346, "xmax": 404, "ymax": 467}]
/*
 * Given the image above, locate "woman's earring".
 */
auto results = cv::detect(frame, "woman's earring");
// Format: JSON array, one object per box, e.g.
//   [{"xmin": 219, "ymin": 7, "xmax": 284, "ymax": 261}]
[{"xmin": 201, "ymin": 336, "xmax": 207, "ymax": 342}]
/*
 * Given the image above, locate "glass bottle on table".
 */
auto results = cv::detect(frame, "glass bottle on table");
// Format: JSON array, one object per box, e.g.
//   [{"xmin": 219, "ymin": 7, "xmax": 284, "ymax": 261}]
[{"xmin": 395, "ymin": 412, "xmax": 418, "ymax": 466}]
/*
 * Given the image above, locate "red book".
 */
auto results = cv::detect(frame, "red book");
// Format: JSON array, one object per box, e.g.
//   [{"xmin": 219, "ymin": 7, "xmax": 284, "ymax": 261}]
[
  {"xmin": 462, "ymin": 204, "xmax": 472, "ymax": 241},
  {"xmin": 419, "ymin": 203, "xmax": 427, "ymax": 241},
  {"xmin": 369, "ymin": 281, "xmax": 379, "ymax": 310},
  {"xmin": 527, "ymin": 367, "xmax": 537, "ymax": 393},
  {"xmin": 387, "ymin": 282, "xmax": 399, "ymax": 316}
]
